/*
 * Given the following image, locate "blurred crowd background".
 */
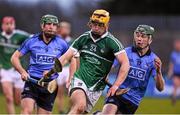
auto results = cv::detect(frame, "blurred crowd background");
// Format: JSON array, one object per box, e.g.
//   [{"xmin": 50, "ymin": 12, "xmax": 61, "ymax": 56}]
[
  {"xmin": 0, "ymin": 0, "xmax": 180, "ymax": 113},
  {"xmin": 1, "ymin": 0, "xmax": 180, "ymax": 72}
]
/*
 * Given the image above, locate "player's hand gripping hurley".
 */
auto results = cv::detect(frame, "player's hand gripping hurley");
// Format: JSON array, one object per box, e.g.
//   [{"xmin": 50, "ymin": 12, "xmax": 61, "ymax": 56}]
[
  {"xmin": 26, "ymin": 58, "xmax": 62, "ymax": 93},
  {"xmin": 105, "ymin": 79, "xmax": 130, "ymax": 96}
]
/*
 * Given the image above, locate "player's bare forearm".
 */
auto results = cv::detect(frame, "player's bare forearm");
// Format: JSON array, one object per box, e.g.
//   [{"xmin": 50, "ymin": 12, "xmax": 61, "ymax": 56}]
[
  {"xmin": 114, "ymin": 61, "xmax": 129, "ymax": 87},
  {"xmin": 69, "ymin": 57, "xmax": 77, "ymax": 77},
  {"xmin": 59, "ymin": 48, "xmax": 74, "ymax": 66},
  {"xmin": 154, "ymin": 57, "xmax": 164, "ymax": 91},
  {"xmin": 155, "ymin": 72, "xmax": 165, "ymax": 92},
  {"xmin": 107, "ymin": 52, "xmax": 129, "ymax": 97},
  {"xmin": 11, "ymin": 50, "xmax": 28, "ymax": 81},
  {"xmin": 113, "ymin": 52, "xmax": 130, "ymax": 87},
  {"xmin": 66, "ymin": 57, "xmax": 78, "ymax": 88},
  {"xmin": 11, "ymin": 50, "xmax": 26, "ymax": 74},
  {"xmin": 68, "ymin": 57, "xmax": 77, "ymax": 81}
]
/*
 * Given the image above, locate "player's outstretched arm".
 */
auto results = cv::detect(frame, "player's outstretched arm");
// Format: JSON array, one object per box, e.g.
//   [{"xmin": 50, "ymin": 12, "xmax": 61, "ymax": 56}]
[
  {"xmin": 107, "ymin": 51, "xmax": 130, "ymax": 97},
  {"xmin": 58, "ymin": 48, "xmax": 75, "ymax": 67},
  {"xmin": 11, "ymin": 50, "xmax": 29, "ymax": 81},
  {"xmin": 154, "ymin": 57, "xmax": 165, "ymax": 91},
  {"xmin": 66, "ymin": 57, "xmax": 78, "ymax": 88},
  {"xmin": 42, "ymin": 49, "xmax": 75, "ymax": 79}
]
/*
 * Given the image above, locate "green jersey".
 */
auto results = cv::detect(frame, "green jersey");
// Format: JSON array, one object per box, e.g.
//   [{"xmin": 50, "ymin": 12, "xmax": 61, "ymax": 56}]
[
  {"xmin": 0, "ymin": 30, "xmax": 30, "ymax": 69},
  {"xmin": 71, "ymin": 31, "xmax": 124, "ymax": 90}
]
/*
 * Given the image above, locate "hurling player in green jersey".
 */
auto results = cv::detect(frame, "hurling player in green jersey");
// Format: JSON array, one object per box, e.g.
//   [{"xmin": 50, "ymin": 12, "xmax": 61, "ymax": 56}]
[
  {"xmin": 0, "ymin": 16, "xmax": 30, "ymax": 114},
  {"xmin": 44, "ymin": 9, "xmax": 130, "ymax": 114}
]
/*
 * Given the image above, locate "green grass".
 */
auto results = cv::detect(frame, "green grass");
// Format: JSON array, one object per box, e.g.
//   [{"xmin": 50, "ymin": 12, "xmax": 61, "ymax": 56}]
[{"xmin": 0, "ymin": 93, "xmax": 179, "ymax": 114}]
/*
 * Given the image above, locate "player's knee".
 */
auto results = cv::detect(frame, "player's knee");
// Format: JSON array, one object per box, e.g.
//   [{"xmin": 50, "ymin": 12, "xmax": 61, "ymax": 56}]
[
  {"xmin": 5, "ymin": 95, "xmax": 13, "ymax": 104},
  {"xmin": 76, "ymin": 104, "xmax": 86, "ymax": 113},
  {"xmin": 69, "ymin": 103, "xmax": 86, "ymax": 114},
  {"xmin": 74, "ymin": 102, "xmax": 86, "ymax": 113}
]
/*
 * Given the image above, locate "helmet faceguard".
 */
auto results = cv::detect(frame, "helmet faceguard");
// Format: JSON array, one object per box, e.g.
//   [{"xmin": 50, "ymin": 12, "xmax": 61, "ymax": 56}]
[
  {"xmin": 40, "ymin": 14, "xmax": 59, "ymax": 25},
  {"xmin": 89, "ymin": 9, "xmax": 110, "ymax": 27},
  {"xmin": 134, "ymin": 25, "xmax": 154, "ymax": 36}
]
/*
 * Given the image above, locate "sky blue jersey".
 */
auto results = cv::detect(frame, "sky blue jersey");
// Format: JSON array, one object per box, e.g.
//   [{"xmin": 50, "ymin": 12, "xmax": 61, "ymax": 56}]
[
  {"xmin": 18, "ymin": 33, "xmax": 68, "ymax": 79},
  {"xmin": 170, "ymin": 51, "xmax": 180, "ymax": 75},
  {"xmin": 113, "ymin": 46, "xmax": 157, "ymax": 105}
]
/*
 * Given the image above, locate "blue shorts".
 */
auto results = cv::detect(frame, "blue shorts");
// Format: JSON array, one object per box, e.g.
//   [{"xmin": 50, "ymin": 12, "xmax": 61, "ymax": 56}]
[
  {"xmin": 105, "ymin": 95, "xmax": 138, "ymax": 114},
  {"xmin": 22, "ymin": 80, "xmax": 58, "ymax": 111}
]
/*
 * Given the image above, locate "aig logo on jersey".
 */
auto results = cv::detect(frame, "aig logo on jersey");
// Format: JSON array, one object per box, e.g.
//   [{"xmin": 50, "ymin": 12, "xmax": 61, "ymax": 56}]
[
  {"xmin": 36, "ymin": 53, "xmax": 55, "ymax": 64},
  {"xmin": 128, "ymin": 66, "xmax": 147, "ymax": 81}
]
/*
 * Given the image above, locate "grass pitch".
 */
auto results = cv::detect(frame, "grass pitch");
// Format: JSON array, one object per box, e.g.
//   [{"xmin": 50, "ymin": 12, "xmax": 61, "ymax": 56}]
[{"xmin": 0, "ymin": 93, "xmax": 179, "ymax": 114}]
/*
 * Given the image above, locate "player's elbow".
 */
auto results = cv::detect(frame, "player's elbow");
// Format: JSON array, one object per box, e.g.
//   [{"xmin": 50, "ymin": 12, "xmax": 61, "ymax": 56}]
[
  {"xmin": 156, "ymin": 85, "xmax": 164, "ymax": 92},
  {"xmin": 11, "ymin": 50, "xmax": 20, "ymax": 64},
  {"xmin": 11, "ymin": 52, "xmax": 15, "ymax": 64},
  {"xmin": 157, "ymin": 87, "xmax": 164, "ymax": 92}
]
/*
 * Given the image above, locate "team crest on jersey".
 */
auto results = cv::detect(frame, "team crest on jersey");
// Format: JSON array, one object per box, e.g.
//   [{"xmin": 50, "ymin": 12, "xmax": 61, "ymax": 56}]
[
  {"xmin": 36, "ymin": 53, "xmax": 55, "ymax": 64},
  {"xmin": 128, "ymin": 66, "xmax": 146, "ymax": 81},
  {"xmin": 53, "ymin": 47, "xmax": 61, "ymax": 53}
]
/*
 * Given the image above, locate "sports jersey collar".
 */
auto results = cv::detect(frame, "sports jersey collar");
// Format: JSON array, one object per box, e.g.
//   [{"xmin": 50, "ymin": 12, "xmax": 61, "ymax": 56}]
[
  {"xmin": 89, "ymin": 30, "xmax": 108, "ymax": 42},
  {"xmin": 38, "ymin": 33, "xmax": 56, "ymax": 45},
  {"xmin": 132, "ymin": 46, "xmax": 151, "ymax": 57},
  {"xmin": 2, "ymin": 30, "xmax": 15, "ymax": 39}
]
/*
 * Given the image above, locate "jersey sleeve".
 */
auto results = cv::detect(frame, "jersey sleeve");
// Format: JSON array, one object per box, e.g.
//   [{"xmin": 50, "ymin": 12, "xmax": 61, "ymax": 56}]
[
  {"xmin": 18, "ymin": 38, "xmax": 31, "ymax": 55},
  {"xmin": 62, "ymin": 41, "xmax": 69, "ymax": 55},
  {"xmin": 109, "ymin": 37, "xmax": 125, "ymax": 56},
  {"xmin": 70, "ymin": 34, "xmax": 85, "ymax": 54}
]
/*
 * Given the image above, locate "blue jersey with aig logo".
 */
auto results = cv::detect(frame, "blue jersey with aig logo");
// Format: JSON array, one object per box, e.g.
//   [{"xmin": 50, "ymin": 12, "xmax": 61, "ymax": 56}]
[
  {"xmin": 170, "ymin": 51, "xmax": 180, "ymax": 75},
  {"xmin": 18, "ymin": 33, "xmax": 68, "ymax": 79},
  {"xmin": 113, "ymin": 46, "xmax": 157, "ymax": 106}
]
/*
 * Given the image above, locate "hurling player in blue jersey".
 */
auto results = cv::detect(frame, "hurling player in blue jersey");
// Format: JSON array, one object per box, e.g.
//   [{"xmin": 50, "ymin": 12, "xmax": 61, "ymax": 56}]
[
  {"xmin": 11, "ymin": 14, "xmax": 68, "ymax": 114},
  {"xmin": 168, "ymin": 39, "xmax": 180, "ymax": 105},
  {"xmin": 102, "ymin": 25, "xmax": 165, "ymax": 114}
]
